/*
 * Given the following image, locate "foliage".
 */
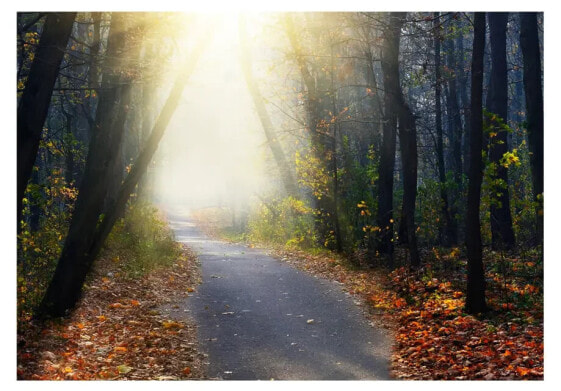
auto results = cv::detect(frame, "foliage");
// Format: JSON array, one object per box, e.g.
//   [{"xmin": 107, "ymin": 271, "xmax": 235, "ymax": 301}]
[
  {"xmin": 247, "ymin": 196, "xmax": 317, "ymax": 249},
  {"xmin": 102, "ymin": 202, "xmax": 182, "ymax": 278},
  {"xmin": 415, "ymin": 178, "xmax": 444, "ymax": 245}
]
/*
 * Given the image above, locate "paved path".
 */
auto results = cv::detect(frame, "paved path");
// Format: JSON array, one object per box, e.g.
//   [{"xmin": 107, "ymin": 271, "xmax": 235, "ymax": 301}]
[{"xmin": 163, "ymin": 208, "xmax": 391, "ymax": 380}]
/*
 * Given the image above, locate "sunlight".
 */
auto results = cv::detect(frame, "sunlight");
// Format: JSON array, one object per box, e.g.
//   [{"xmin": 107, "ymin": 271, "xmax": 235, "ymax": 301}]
[{"xmin": 152, "ymin": 13, "xmax": 271, "ymax": 210}]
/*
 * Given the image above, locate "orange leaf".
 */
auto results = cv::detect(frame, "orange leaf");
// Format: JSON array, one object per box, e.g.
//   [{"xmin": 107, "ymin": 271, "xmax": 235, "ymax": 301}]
[
  {"xmin": 503, "ymin": 350, "xmax": 512, "ymax": 358},
  {"xmin": 109, "ymin": 303, "xmax": 124, "ymax": 309},
  {"xmin": 114, "ymin": 346, "xmax": 128, "ymax": 353},
  {"xmin": 97, "ymin": 315, "xmax": 106, "ymax": 321},
  {"xmin": 183, "ymin": 367, "xmax": 191, "ymax": 375},
  {"xmin": 130, "ymin": 300, "xmax": 140, "ymax": 306}
]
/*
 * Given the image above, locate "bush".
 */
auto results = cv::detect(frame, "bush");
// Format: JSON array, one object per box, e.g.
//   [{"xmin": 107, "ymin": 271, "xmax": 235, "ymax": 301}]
[
  {"xmin": 247, "ymin": 196, "xmax": 317, "ymax": 249},
  {"xmin": 102, "ymin": 201, "xmax": 182, "ymax": 278}
]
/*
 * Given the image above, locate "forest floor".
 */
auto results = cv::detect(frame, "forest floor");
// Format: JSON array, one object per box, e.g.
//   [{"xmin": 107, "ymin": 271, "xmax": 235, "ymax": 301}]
[
  {"xmin": 191, "ymin": 207, "xmax": 544, "ymax": 380},
  {"xmin": 17, "ymin": 243, "xmax": 208, "ymax": 380}
]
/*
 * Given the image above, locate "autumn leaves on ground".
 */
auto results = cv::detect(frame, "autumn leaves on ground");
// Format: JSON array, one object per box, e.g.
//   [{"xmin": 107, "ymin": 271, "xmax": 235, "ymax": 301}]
[
  {"xmin": 17, "ymin": 205, "xmax": 208, "ymax": 380},
  {"xmin": 193, "ymin": 208, "xmax": 544, "ymax": 380},
  {"xmin": 17, "ymin": 204, "xmax": 543, "ymax": 380}
]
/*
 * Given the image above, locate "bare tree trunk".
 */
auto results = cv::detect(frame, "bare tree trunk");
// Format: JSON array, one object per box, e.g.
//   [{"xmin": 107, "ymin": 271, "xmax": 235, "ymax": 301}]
[
  {"xmin": 445, "ymin": 32, "xmax": 462, "ymax": 244},
  {"xmin": 487, "ymin": 12, "xmax": 516, "ymax": 250},
  {"xmin": 375, "ymin": 13, "xmax": 402, "ymax": 262},
  {"xmin": 519, "ymin": 12, "xmax": 544, "ymax": 245},
  {"xmin": 465, "ymin": 12, "xmax": 488, "ymax": 314},
  {"xmin": 239, "ymin": 16, "xmax": 298, "ymax": 197},
  {"xmin": 17, "ymin": 12, "xmax": 76, "ymax": 230},
  {"xmin": 398, "ymin": 100, "xmax": 420, "ymax": 268},
  {"xmin": 433, "ymin": 12, "xmax": 454, "ymax": 246},
  {"xmin": 457, "ymin": 19, "xmax": 471, "ymax": 184}
]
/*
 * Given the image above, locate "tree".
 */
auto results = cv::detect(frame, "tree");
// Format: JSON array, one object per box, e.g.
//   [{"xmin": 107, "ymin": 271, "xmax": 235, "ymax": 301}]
[
  {"xmin": 433, "ymin": 12, "xmax": 455, "ymax": 246},
  {"xmin": 382, "ymin": 13, "xmax": 420, "ymax": 267},
  {"xmin": 283, "ymin": 14, "xmax": 343, "ymax": 251},
  {"xmin": 444, "ymin": 18, "xmax": 463, "ymax": 243},
  {"xmin": 239, "ymin": 15, "xmax": 298, "ymax": 197},
  {"xmin": 519, "ymin": 12, "xmax": 544, "ymax": 245},
  {"xmin": 376, "ymin": 13, "xmax": 400, "ymax": 260},
  {"xmin": 486, "ymin": 12, "xmax": 516, "ymax": 250},
  {"xmin": 465, "ymin": 12, "xmax": 488, "ymax": 314},
  {"xmin": 38, "ymin": 18, "xmax": 212, "ymax": 318},
  {"xmin": 17, "ymin": 12, "xmax": 76, "ymax": 230}
]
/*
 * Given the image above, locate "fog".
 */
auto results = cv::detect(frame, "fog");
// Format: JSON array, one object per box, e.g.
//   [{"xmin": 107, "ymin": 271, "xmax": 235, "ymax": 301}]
[{"xmin": 151, "ymin": 15, "xmax": 272, "ymax": 211}]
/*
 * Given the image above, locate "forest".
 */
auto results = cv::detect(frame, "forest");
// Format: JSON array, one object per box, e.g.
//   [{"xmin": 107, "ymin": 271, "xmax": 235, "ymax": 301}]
[{"xmin": 16, "ymin": 11, "xmax": 544, "ymax": 380}]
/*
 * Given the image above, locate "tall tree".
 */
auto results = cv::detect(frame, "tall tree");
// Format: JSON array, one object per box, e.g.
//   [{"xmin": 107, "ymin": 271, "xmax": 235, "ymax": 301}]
[
  {"xmin": 38, "ymin": 13, "xmax": 134, "ymax": 317},
  {"xmin": 283, "ymin": 14, "xmax": 343, "ymax": 251},
  {"xmin": 239, "ymin": 15, "xmax": 298, "ymax": 197},
  {"xmin": 444, "ymin": 20, "xmax": 462, "ymax": 243},
  {"xmin": 17, "ymin": 12, "xmax": 76, "ymax": 229},
  {"xmin": 519, "ymin": 12, "xmax": 544, "ymax": 245},
  {"xmin": 486, "ymin": 12, "xmax": 516, "ymax": 250},
  {"xmin": 383, "ymin": 13, "xmax": 421, "ymax": 267},
  {"xmin": 376, "ymin": 13, "xmax": 401, "ymax": 261},
  {"xmin": 465, "ymin": 12, "xmax": 488, "ymax": 314},
  {"xmin": 38, "ymin": 20, "xmax": 212, "ymax": 318},
  {"xmin": 433, "ymin": 12, "xmax": 454, "ymax": 246}
]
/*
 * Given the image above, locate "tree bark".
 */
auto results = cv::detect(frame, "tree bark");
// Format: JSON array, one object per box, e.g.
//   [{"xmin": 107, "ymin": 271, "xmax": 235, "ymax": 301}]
[
  {"xmin": 398, "ymin": 100, "xmax": 420, "ymax": 267},
  {"xmin": 445, "ymin": 32, "xmax": 462, "ymax": 244},
  {"xmin": 17, "ymin": 12, "xmax": 76, "ymax": 230},
  {"xmin": 519, "ymin": 12, "xmax": 544, "ymax": 245},
  {"xmin": 376, "ymin": 13, "xmax": 402, "ymax": 261},
  {"xmin": 487, "ymin": 12, "xmax": 516, "ymax": 250},
  {"xmin": 433, "ymin": 12, "xmax": 454, "ymax": 246},
  {"xmin": 465, "ymin": 12, "xmax": 488, "ymax": 314}
]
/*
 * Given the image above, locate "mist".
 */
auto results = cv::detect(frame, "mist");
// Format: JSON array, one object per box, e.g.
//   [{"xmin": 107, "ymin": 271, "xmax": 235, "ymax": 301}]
[{"xmin": 151, "ymin": 15, "xmax": 271, "ymax": 211}]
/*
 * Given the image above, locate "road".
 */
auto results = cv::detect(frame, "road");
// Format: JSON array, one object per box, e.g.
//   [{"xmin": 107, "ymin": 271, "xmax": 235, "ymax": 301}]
[{"xmin": 162, "ymin": 207, "xmax": 391, "ymax": 380}]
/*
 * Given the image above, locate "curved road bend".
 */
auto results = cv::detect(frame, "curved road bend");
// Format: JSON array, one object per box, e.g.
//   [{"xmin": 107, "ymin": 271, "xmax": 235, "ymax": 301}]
[{"xmin": 162, "ymin": 207, "xmax": 391, "ymax": 380}]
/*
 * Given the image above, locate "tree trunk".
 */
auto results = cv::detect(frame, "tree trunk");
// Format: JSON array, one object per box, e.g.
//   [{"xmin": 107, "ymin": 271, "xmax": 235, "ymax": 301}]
[
  {"xmin": 17, "ymin": 12, "xmax": 76, "ymax": 230},
  {"xmin": 433, "ymin": 12, "xmax": 454, "ymax": 246},
  {"xmin": 457, "ymin": 20, "xmax": 471, "ymax": 181},
  {"xmin": 519, "ymin": 12, "xmax": 544, "ymax": 245},
  {"xmin": 376, "ymin": 13, "xmax": 402, "ymax": 262},
  {"xmin": 445, "ymin": 32, "xmax": 462, "ymax": 244},
  {"xmin": 38, "ymin": 21, "xmax": 212, "ymax": 318},
  {"xmin": 398, "ymin": 101, "xmax": 420, "ymax": 268},
  {"xmin": 283, "ymin": 14, "xmax": 338, "ymax": 249},
  {"xmin": 239, "ymin": 16, "xmax": 298, "ymax": 197},
  {"xmin": 38, "ymin": 13, "xmax": 134, "ymax": 317},
  {"xmin": 465, "ymin": 12, "xmax": 488, "ymax": 314},
  {"xmin": 487, "ymin": 12, "xmax": 516, "ymax": 250}
]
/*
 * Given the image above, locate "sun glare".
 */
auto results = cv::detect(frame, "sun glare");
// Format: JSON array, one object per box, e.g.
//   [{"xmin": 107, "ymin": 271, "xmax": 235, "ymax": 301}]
[{"xmin": 151, "ymin": 13, "xmax": 272, "ymax": 211}]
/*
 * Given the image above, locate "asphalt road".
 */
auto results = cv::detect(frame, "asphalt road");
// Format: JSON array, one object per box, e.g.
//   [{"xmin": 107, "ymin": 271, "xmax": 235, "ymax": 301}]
[{"xmin": 163, "ymin": 208, "xmax": 391, "ymax": 380}]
